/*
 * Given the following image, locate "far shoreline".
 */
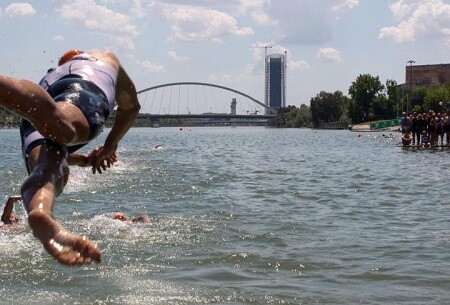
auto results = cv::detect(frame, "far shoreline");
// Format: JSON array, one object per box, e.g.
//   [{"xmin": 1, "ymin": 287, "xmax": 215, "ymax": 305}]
[
  {"xmin": 350, "ymin": 123, "xmax": 400, "ymax": 133},
  {"xmin": 0, "ymin": 123, "xmax": 20, "ymax": 129}
]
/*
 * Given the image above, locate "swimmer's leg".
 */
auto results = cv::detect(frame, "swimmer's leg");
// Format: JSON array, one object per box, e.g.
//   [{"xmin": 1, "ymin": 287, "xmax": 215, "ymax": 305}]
[
  {"xmin": 22, "ymin": 145, "xmax": 101, "ymax": 266},
  {"xmin": 0, "ymin": 76, "xmax": 90, "ymax": 145}
]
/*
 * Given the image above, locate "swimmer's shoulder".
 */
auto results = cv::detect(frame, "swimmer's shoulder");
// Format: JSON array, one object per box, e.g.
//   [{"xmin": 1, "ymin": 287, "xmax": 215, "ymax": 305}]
[{"xmin": 87, "ymin": 50, "xmax": 120, "ymax": 72}]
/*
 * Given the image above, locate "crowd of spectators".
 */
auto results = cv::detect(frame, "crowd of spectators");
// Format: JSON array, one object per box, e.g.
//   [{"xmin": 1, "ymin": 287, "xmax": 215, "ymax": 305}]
[{"xmin": 400, "ymin": 110, "xmax": 450, "ymax": 147}]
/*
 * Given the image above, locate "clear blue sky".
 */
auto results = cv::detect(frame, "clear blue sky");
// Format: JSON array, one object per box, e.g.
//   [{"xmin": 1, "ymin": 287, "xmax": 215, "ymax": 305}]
[{"xmin": 1, "ymin": 0, "xmax": 449, "ymax": 108}]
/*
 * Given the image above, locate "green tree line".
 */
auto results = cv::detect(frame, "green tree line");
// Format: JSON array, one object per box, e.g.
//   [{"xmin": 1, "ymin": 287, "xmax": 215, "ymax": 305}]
[
  {"xmin": 275, "ymin": 74, "xmax": 450, "ymax": 128},
  {"xmin": 0, "ymin": 107, "xmax": 21, "ymax": 126}
]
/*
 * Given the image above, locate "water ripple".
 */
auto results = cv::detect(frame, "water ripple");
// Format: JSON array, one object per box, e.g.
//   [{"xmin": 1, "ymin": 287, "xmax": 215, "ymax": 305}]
[{"xmin": 0, "ymin": 128, "xmax": 449, "ymax": 304}]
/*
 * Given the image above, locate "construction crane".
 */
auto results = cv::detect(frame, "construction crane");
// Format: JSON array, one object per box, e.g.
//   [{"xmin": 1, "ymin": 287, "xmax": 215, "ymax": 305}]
[
  {"xmin": 250, "ymin": 44, "xmax": 272, "ymax": 112},
  {"xmin": 250, "ymin": 44, "xmax": 272, "ymax": 60}
]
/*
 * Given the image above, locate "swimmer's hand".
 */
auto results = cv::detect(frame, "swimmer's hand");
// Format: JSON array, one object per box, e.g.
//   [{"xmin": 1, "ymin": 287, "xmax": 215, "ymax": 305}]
[
  {"xmin": 89, "ymin": 145, "xmax": 118, "ymax": 174},
  {"xmin": 1, "ymin": 195, "xmax": 22, "ymax": 224}
]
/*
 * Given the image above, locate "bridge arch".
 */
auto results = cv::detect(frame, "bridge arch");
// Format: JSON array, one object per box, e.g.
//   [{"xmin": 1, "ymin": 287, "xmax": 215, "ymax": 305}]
[{"xmin": 137, "ymin": 82, "xmax": 277, "ymax": 115}]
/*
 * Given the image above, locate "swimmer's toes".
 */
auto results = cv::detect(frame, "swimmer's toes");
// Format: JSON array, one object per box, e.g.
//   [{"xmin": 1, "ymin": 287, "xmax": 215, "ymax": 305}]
[
  {"xmin": 72, "ymin": 238, "xmax": 101, "ymax": 263},
  {"xmin": 68, "ymin": 256, "xmax": 90, "ymax": 267},
  {"xmin": 90, "ymin": 248, "xmax": 101, "ymax": 263},
  {"xmin": 88, "ymin": 245, "xmax": 101, "ymax": 263}
]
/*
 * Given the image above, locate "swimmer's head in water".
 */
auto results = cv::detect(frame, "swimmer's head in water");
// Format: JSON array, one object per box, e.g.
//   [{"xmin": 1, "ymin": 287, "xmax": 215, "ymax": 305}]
[
  {"xmin": 58, "ymin": 49, "xmax": 84, "ymax": 66},
  {"xmin": 113, "ymin": 212, "xmax": 126, "ymax": 221}
]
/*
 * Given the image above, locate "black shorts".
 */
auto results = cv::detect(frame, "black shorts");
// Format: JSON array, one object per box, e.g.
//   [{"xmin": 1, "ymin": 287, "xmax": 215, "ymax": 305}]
[{"xmin": 20, "ymin": 77, "xmax": 111, "ymax": 172}]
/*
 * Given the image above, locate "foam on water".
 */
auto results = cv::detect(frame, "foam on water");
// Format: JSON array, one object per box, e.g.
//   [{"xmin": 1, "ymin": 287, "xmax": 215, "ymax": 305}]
[{"xmin": 0, "ymin": 227, "xmax": 34, "ymax": 256}]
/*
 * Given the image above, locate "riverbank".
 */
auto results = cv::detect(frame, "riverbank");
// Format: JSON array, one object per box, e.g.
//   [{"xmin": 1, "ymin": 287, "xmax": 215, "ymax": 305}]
[
  {"xmin": 0, "ymin": 122, "xmax": 20, "ymax": 129},
  {"xmin": 350, "ymin": 123, "xmax": 400, "ymax": 132}
]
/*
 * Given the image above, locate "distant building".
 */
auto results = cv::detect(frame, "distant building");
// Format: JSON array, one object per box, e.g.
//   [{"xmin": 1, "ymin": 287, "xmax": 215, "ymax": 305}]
[
  {"xmin": 404, "ymin": 63, "xmax": 450, "ymax": 87},
  {"xmin": 399, "ymin": 63, "xmax": 450, "ymax": 115},
  {"xmin": 265, "ymin": 53, "xmax": 286, "ymax": 113}
]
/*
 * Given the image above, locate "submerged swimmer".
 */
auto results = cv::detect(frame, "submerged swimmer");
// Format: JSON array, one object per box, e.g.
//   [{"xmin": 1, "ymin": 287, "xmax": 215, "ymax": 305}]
[
  {"xmin": 113, "ymin": 212, "xmax": 151, "ymax": 224},
  {"xmin": 0, "ymin": 49, "xmax": 140, "ymax": 266},
  {"xmin": 1, "ymin": 195, "xmax": 22, "ymax": 225}
]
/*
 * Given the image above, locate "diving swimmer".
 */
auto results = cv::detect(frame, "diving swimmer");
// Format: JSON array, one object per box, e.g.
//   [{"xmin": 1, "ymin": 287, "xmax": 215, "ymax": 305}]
[{"xmin": 0, "ymin": 49, "xmax": 140, "ymax": 266}]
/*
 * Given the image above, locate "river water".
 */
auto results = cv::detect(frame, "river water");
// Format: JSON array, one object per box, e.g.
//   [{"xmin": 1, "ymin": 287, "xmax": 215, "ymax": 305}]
[{"xmin": 0, "ymin": 127, "xmax": 448, "ymax": 305}]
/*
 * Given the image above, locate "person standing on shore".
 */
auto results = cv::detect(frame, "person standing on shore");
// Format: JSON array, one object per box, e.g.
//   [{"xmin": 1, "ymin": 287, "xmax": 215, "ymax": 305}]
[
  {"xmin": 444, "ymin": 112, "xmax": 450, "ymax": 145},
  {"xmin": 400, "ymin": 112, "xmax": 410, "ymax": 134},
  {"xmin": 410, "ymin": 112, "xmax": 419, "ymax": 145},
  {"xmin": 0, "ymin": 49, "xmax": 140, "ymax": 266}
]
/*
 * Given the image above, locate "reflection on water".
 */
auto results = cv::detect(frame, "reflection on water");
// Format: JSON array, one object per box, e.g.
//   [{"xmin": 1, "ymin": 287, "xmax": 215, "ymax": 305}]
[{"xmin": 0, "ymin": 127, "xmax": 448, "ymax": 304}]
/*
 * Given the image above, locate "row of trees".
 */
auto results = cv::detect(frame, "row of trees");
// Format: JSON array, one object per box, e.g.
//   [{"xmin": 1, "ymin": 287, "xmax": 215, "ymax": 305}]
[
  {"xmin": 0, "ymin": 108, "xmax": 21, "ymax": 127},
  {"xmin": 276, "ymin": 74, "xmax": 450, "ymax": 128}
]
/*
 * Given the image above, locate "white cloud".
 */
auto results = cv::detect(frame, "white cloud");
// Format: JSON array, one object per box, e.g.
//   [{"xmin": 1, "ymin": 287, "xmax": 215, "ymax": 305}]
[
  {"xmin": 387, "ymin": 0, "xmax": 416, "ymax": 21},
  {"xmin": 255, "ymin": 1, "xmax": 360, "ymax": 45},
  {"xmin": 379, "ymin": 0, "xmax": 450, "ymax": 47},
  {"xmin": 129, "ymin": 0, "xmax": 146, "ymax": 19},
  {"xmin": 4, "ymin": 3, "xmax": 36, "ymax": 18},
  {"xmin": 55, "ymin": 0, "xmax": 138, "ymax": 51},
  {"xmin": 93, "ymin": 1, "xmax": 361, "ymax": 48},
  {"xmin": 261, "ymin": 1, "xmax": 333, "ymax": 44},
  {"xmin": 113, "ymin": 36, "xmax": 137, "ymax": 53},
  {"xmin": 251, "ymin": 10, "xmax": 278, "ymax": 26},
  {"xmin": 162, "ymin": 4, "xmax": 253, "ymax": 42},
  {"xmin": 94, "ymin": 0, "xmax": 146, "ymax": 18},
  {"xmin": 155, "ymin": 0, "xmax": 264, "ymax": 14},
  {"xmin": 136, "ymin": 1, "xmax": 359, "ymax": 46},
  {"xmin": 289, "ymin": 60, "xmax": 309, "ymax": 70},
  {"xmin": 208, "ymin": 73, "xmax": 234, "ymax": 84},
  {"xmin": 138, "ymin": 60, "xmax": 165, "ymax": 73},
  {"xmin": 52, "ymin": 35, "xmax": 65, "ymax": 41},
  {"xmin": 234, "ymin": 0, "xmax": 264, "ymax": 14},
  {"xmin": 167, "ymin": 50, "xmax": 190, "ymax": 61},
  {"xmin": 243, "ymin": 62, "xmax": 259, "ymax": 78},
  {"xmin": 317, "ymin": 47, "xmax": 343, "ymax": 62},
  {"xmin": 332, "ymin": 0, "xmax": 359, "ymax": 19}
]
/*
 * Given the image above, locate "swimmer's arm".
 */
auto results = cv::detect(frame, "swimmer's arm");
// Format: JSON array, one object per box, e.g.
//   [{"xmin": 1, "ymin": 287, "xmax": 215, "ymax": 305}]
[
  {"xmin": 68, "ymin": 150, "xmax": 117, "ymax": 168},
  {"xmin": 103, "ymin": 60, "xmax": 140, "ymax": 151},
  {"xmin": 67, "ymin": 153, "xmax": 89, "ymax": 167},
  {"xmin": 1, "ymin": 196, "xmax": 21, "ymax": 224},
  {"xmin": 91, "ymin": 61, "xmax": 139, "ymax": 174}
]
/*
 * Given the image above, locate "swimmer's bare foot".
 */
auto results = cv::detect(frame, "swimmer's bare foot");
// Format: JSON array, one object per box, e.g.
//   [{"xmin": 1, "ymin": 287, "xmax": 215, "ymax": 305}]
[{"xmin": 27, "ymin": 210, "xmax": 101, "ymax": 266}]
